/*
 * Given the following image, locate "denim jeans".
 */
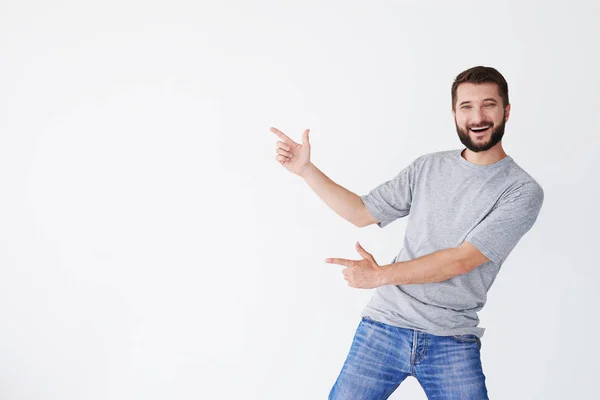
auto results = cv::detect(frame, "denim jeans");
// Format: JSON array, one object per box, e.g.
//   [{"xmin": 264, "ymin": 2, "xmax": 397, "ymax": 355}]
[{"xmin": 329, "ymin": 317, "xmax": 488, "ymax": 399}]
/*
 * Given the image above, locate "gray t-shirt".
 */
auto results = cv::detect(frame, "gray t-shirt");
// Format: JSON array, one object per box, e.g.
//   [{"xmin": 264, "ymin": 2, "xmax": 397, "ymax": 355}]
[{"xmin": 359, "ymin": 148, "xmax": 544, "ymax": 338}]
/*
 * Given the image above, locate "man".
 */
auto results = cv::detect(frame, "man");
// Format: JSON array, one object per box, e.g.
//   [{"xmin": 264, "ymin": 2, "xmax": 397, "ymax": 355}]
[{"xmin": 270, "ymin": 66, "xmax": 544, "ymax": 399}]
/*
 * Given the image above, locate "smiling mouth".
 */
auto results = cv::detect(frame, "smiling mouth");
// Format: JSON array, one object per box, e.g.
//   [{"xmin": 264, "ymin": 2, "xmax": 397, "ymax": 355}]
[{"xmin": 469, "ymin": 125, "xmax": 492, "ymax": 135}]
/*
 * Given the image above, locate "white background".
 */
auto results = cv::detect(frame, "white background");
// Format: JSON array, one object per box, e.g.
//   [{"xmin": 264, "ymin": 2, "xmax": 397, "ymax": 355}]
[{"xmin": 1, "ymin": 1, "xmax": 598, "ymax": 398}]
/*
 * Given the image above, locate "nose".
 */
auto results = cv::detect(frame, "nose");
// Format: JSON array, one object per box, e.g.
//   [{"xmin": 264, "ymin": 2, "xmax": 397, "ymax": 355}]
[
  {"xmin": 472, "ymin": 107, "xmax": 485, "ymax": 123},
  {"xmin": 470, "ymin": 108, "xmax": 490, "ymax": 127}
]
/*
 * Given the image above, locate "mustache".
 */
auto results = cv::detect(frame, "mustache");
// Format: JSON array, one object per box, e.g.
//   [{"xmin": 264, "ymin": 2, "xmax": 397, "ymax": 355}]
[{"xmin": 467, "ymin": 122, "xmax": 494, "ymax": 129}]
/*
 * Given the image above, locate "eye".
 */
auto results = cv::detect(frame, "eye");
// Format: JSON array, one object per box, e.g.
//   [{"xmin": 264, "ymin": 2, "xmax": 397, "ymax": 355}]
[
  {"xmin": 461, "ymin": 105, "xmax": 472, "ymax": 110},
  {"xmin": 484, "ymin": 103, "xmax": 496, "ymax": 107}
]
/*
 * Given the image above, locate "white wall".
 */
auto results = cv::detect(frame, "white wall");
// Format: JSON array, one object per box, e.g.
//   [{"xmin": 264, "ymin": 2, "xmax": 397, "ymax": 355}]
[{"xmin": 1, "ymin": 1, "xmax": 598, "ymax": 398}]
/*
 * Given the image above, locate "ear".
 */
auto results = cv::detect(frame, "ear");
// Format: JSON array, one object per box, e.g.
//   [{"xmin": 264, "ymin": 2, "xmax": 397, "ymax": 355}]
[
  {"xmin": 451, "ymin": 108, "xmax": 456, "ymax": 119},
  {"xmin": 504, "ymin": 103, "xmax": 511, "ymax": 122}
]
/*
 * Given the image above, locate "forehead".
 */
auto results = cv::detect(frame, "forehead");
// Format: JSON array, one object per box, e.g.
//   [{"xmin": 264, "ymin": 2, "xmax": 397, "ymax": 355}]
[{"xmin": 455, "ymin": 82, "xmax": 501, "ymax": 102}]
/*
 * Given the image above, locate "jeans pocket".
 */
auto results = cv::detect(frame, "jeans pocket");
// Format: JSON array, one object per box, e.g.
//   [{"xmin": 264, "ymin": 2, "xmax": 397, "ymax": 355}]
[
  {"xmin": 451, "ymin": 334, "xmax": 479, "ymax": 343},
  {"xmin": 451, "ymin": 334, "xmax": 481, "ymax": 350},
  {"xmin": 361, "ymin": 316, "xmax": 379, "ymax": 324},
  {"xmin": 360, "ymin": 316, "xmax": 389, "ymax": 330}
]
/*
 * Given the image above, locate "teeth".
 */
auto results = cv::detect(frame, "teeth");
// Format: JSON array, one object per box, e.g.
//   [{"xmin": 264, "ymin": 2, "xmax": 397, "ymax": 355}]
[{"xmin": 471, "ymin": 126, "xmax": 490, "ymax": 132}]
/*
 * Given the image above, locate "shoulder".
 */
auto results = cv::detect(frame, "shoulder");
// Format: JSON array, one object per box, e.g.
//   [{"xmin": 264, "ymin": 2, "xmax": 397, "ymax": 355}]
[
  {"xmin": 411, "ymin": 149, "xmax": 458, "ymax": 166},
  {"xmin": 500, "ymin": 161, "xmax": 545, "ymax": 208},
  {"xmin": 405, "ymin": 149, "xmax": 460, "ymax": 175},
  {"xmin": 504, "ymin": 160, "xmax": 544, "ymax": 197}
]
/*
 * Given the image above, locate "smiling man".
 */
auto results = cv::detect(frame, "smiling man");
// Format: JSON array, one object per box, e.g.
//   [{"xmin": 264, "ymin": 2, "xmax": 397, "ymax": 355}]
[
  {"xmin": 271, "ymin": 66, "xmax": 544, "ymax": 399},
  {"xmin": 455, "ymin": 81, "xmax": 509, "ymax": 154}
]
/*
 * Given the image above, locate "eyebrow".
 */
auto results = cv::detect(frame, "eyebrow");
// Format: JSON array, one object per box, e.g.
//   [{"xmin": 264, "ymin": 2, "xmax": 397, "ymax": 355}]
[{"xmin": 459, "ymin": 98, "xmax": 498, "ymax": 107}]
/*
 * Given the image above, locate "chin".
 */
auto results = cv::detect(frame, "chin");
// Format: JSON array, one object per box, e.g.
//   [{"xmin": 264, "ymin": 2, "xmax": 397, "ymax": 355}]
[{"xmin": 472, "ymin": 136, "xmax": 490, "ymax": 144}]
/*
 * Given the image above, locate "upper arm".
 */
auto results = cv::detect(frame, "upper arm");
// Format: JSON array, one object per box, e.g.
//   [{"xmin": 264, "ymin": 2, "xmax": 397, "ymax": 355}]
[
  {"xmin": 358, "ymin": 161, "xmax": 418, "ymax": 228},
  {"xmin": 463, "ymin": 183, "xmax": 544, "ymax": 266},
  {"xmin": 456, "ymin": 241, "xmax": 491, "ymax": 273},
  {"xmin": 355, "ymin": 201, "xmax": 380, "ymax": 227}
]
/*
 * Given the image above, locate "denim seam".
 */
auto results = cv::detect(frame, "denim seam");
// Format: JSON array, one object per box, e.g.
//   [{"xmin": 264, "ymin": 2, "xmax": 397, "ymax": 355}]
[
  {"xmin": 382, "ymin": 381, "xmax": 403, "ymax": 399},
  {"xmin": 409, "ymin": 330, "xmax": 418, "ymax": 376}
]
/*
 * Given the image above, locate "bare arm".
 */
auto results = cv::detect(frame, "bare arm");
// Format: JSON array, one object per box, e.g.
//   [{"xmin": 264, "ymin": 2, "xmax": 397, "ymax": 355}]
[
  {"xmin": 300, "ymin": 162, "xmax": 377, "ymax": 227},
  {"xmin": 271, "ymin": 126, "xmax": 377, "ymax": 227},
  {"xmin": 379, "ymin": 242, "xmax": 490, "ymax": 285}
]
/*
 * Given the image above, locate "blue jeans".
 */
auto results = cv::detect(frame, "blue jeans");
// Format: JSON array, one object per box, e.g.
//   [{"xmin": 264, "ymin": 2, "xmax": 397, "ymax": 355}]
[{"xmin": 329, "ymin": 317, "xmax": 488, "ymax": 399}]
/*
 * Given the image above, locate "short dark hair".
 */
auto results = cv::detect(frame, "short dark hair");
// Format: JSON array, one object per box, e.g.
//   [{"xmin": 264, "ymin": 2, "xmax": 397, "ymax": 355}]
[{"xmin": 451, "ymin": 66, "xmax": 509, "ymax": 111}]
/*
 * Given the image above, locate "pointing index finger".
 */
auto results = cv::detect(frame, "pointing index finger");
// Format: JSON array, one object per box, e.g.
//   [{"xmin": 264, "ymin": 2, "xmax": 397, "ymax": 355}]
[
  {"xmin": 325, "ymin": 258, "xmax": 350, "ymax": 267},
  {"xmin": 270, "ymin": 127, "xmax": 297, "ymax": 146}
]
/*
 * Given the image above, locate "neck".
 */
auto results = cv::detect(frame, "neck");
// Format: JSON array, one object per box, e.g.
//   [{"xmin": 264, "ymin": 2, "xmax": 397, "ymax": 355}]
[{"xmin": 461, "ymin": 143, "xmax": 507, "ymax": 165}]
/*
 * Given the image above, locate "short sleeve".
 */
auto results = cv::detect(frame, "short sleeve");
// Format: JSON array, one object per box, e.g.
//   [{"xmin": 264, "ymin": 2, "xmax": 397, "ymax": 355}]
[
  {"xmin": 359, "ymin": 161, "xmax": 417, "ymax": 228},
  {"xmin": 465, "ymin": 182, "xmax": 544, "ymax": 265}
]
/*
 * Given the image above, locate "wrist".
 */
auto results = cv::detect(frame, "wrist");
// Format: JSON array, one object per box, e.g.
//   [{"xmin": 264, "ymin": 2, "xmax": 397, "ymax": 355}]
[
  {"xmin": 378, "ymin": 264, "xmax": 393, "ymax": 286},
  {"xmin": 299, "ymin": 162, "xmax": 315, "ymax": 178},
  {"xmin": 379, "ymin": 263, "xmax": 403, "ymax": 286}
]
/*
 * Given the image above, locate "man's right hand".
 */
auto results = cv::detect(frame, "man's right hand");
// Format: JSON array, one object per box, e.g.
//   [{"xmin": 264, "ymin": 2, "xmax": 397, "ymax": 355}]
[
  {"xmin": 270, "ymin": 126, "xmax": 374, "ymax": 227},
  {"xmin": 270, "ymin": 127, "xmax": 312, "ymax": 177}
]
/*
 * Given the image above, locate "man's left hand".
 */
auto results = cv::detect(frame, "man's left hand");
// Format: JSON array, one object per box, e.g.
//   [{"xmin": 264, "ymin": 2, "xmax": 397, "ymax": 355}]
[{"xmin": 325, "ymin": 242, "xmax": 386, "ymax": 289}]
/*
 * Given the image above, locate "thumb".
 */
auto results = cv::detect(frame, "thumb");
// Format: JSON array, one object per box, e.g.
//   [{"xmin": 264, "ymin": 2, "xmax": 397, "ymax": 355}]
[
  {"xmin": 302, "ymin": 129, "xmax": 310, "ymax": 145},
  {"xmin": 355, "ymin": 242, "xmax": 372, "ymax": 259}
]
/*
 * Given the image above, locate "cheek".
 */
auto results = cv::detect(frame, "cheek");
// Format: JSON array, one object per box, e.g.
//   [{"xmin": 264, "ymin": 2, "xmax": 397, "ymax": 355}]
[
  {"xmin": 487, "ymin": 110, "xmax": 504, "ymax": 123},
  {"xmin": 456, "ymin": 117, "xmax": 468, "ymax": 127}
]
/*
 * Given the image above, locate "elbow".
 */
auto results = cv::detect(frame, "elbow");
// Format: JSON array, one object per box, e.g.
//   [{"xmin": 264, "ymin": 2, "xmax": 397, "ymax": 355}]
[
  {"xmin": 353, "ymin": 220, "xmax": 366, "ymax": 228},
  {"xmin": 352, "ymin": 215, "xmax": 371, "ymax": 228},
  {"xmin": 353, "ymin": 215, "xmax": 378, "ymax": 228},
  {"xmin": 353, "ymin": 203, "xmax": 376, "ymax": 228}
]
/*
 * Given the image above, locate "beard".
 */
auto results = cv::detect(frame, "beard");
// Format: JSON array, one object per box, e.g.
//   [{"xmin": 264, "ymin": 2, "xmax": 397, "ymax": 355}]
[{"xmin": 455, "ymin": 115, "xmax": 506, "ymax": 153}]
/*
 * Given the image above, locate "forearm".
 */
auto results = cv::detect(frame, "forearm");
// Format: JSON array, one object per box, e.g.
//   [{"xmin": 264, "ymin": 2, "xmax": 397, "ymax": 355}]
[
  {"xmin": 379, "ymin": 247, "xmax": 466, "ymax": 285},
  {"xmin": 300, "ymin": 162, "xmax": 365, "ymax": 226}
]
